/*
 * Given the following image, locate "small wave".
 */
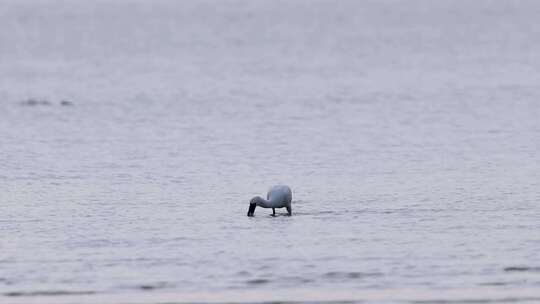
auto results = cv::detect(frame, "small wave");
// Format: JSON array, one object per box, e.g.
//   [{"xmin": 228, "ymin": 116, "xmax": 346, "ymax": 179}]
[
  {"xmin": 504, "ymin": 266, "xmax": 540, "ymax": 272},
  {"xmin": 137, "ymin": 282, "xmax": 171, "ymax": 291},
  {"xmin": 19, "ymin": 98, "xmax": 74, "ymax": 107},
  {"xmin": 235, "ymin": 270, "xmax": 252, "ymax": 277},
  {"xmin": 246, "ymin": 278, "xmax": 271, "ymax": 285},
  {"xmin": 323, "ymin": 271, "xmax": 382, "ymax": 279},
  {"xmin": 4, "ymin": 290, "xmax": 95, "ymax": 297},
  {"xmin": 20, "ymin": 99, "xmax": 51, "ymax": 106},
  {"xmin": 479, "ymin": 282, "xmax": 509, "ymax": 286},
  {"xmin": 283, "ymin": 276, "xmax": 314, "ymax": 284}
]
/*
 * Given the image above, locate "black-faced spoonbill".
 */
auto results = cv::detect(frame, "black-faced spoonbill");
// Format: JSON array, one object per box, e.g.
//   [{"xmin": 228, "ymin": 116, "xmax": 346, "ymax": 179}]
[{"xmin": 247, "ymin": 185, "xmax": 292, "ymax": 217}]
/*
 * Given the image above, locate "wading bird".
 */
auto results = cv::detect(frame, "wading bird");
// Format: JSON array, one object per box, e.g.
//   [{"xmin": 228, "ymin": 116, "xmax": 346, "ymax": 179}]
[{"xmin": 247, "ymin": 185, "xmax": 292, "ymax": 217}]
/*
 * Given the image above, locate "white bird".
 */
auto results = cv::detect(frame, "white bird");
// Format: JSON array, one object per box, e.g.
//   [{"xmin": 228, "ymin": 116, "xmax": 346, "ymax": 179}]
[{"xmin": 247, "ymin": 185, "xmax": 292, "ymax": 217}]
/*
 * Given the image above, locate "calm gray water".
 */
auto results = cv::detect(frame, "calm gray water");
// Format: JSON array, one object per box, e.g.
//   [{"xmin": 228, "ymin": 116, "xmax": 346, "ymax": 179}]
[{"xmin": 1, "ymin": 0, "xmax": 540, "ymax": 303}]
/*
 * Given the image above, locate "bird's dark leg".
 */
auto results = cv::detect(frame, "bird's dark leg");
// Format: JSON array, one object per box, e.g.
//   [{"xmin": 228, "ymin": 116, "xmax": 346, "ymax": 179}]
[
  {"xmin": 272, "ymin": 208, "xmax": 276, "ymax": 216},
  {"xmin": 286, "ymin": 206, "xmax": 292, "ymax": 216}
]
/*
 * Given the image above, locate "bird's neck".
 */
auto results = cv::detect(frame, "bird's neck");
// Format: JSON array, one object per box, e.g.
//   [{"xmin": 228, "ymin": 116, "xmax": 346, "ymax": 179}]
[{"xmin": 255, "ymin": 197, "xmax": 270, "ymax": 208}]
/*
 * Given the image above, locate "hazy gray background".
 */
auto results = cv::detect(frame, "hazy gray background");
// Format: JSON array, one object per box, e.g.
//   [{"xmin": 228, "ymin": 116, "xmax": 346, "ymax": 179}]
[{"xmin": 1, "ymin": 0, "xmax": 540, "ymax": 303}]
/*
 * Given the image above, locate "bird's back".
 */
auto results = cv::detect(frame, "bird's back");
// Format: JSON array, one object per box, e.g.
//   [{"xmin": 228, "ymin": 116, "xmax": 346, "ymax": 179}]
[{"xmin": 267, "ymin": 185, "xmax": 292, "ymax": 206}]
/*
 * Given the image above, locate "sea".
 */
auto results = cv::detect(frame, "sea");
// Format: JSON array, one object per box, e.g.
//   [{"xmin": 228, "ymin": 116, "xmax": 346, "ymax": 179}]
[{"xmin": 1, "ymin": 0, "xmax": 540, "ymax": 303}]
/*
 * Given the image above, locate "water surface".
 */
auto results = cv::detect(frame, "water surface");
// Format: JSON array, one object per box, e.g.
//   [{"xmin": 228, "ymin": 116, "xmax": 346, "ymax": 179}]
[{"xmin": 1, "ymin": 0, "xmax": 540, "ymax": 303}]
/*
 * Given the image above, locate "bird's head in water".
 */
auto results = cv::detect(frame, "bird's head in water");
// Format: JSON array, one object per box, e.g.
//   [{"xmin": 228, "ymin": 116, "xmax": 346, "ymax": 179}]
[{"xmin": 247, "ymin": 196, "xmax": 262, "ymax": 216}]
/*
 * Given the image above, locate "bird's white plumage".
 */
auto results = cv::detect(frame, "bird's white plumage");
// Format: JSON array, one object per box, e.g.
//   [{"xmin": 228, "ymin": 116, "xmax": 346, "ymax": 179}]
[{"xmin": 247, "ymin": 185, "xmax": 292, "ymax": 216}]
